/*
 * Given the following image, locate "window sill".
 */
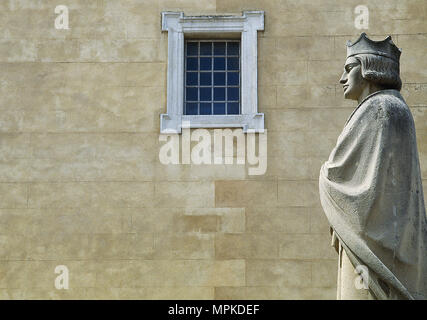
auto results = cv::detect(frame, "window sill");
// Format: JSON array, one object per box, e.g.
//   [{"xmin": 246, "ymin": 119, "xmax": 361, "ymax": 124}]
[{"xmin": 160, "ymin": 113, "xmax": 264, "ymax": 133}]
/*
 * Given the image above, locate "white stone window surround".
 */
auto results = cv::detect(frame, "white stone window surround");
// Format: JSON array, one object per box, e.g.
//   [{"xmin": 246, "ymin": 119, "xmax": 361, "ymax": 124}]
[{"xmin": 160, "ymin": 11, "xmax": 265, "ymax": 134}]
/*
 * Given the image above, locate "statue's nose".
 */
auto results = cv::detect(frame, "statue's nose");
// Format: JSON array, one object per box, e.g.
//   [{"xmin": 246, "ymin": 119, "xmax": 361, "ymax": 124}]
[{"xmin": 339, "ymin": 72, "xmax": 347, "ymax": 84}]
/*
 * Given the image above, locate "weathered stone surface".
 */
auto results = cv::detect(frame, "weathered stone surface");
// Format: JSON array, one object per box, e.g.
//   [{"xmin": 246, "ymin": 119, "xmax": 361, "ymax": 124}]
[
  {"xmin": 214, "ymin": 286, "xmax": 336, "ymax": 300},
  {"xmin": 266, "ymin": 108, "xmax": 350, "ymax": 132},
  {"xmin": 246, "ymin": 207, "xmax": 310, "ymax": 234},
  {"xmin": 153, "ymin": 234, "xmax": 214, "ymax": 259},
  {"xmin": 278, "ymin": 234, "xmax": 336, "ymax": 259},
  {"xmin": 275, "ymin": 36, "xmax": 335, "ymax": 61},
  {"xmin": 309, "ymin": 208, "xmax": 332, "ymax": 234},
  {"xmin": 215, "ymin": 234, "xmax": 279, "ymax": 259},
  {"xmin": 311, "ymin": 260, "xmax": 338, "ymax": 288},
  {"xmin": 215, "ymin": 180, "xmax": 277, "ymax": 207},
  {"xmin": 1, "ymin": 0, "xmax": 426, "ymax": 301},
  {"xmin": 0, "ymin": 183, "xmax": 27, "ymax": 208},
  {"xmin": 401, "ymin": 84, "xmax": 427, "ymax": 107},
  {"xmin": 155, "ymin": 181, "xmax": 215, "ymax": 208},
  {"xmin": 278, "ymin": 180, "xmax": 320, "ymax": 207},
  {"xmin": 246, "ymin": 260, "xmax": 312, "ymax": 287},
  {"xmin": 0, "ymin": 286, "xmax": 214, "ymax": 300},
  {"xmin": 28, "ymin": 182, "xmax": 154, "ymax": 208}
]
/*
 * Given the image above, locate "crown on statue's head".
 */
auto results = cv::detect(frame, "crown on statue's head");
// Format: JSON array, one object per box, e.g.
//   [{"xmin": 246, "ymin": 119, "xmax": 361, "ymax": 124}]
[{"xmin": 346, "ymin": 33, "xmax": 401, "ymax": 62}]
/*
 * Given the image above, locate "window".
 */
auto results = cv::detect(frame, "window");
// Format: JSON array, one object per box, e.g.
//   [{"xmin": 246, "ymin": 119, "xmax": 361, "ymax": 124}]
[
  {"xmin": 185, "ymin": 40, "xmax": 240, "ymax": 115},
  {"xmin": 161, "ymin": 11, "xmax": 264, "ymax": 134}
]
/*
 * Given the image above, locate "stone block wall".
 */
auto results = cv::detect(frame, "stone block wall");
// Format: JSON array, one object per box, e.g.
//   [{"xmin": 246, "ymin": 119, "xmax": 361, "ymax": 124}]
[{"xmin": 0, "ymin": 0, "xmax": 426, "ymax": 299}]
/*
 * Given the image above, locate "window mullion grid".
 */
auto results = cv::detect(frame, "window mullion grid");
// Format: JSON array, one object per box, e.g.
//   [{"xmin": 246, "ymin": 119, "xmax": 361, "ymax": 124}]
[
  {"xmin": 185, "ymin": 39, "xmax": 240, "ymax": 116},
  {"xmin": 226, "ymin": 43, "xmax": 229, "ymax": 114},
  {"xmin": 238, "ymin": 41, "xmax": 241, "ymax": 114},
  {"xmin": 197, "ymin": 41, "xmax": 200, "ymax": 115},
  {"xmin": 184, "ymin": 41, "xmax": 187, "ymax": 115},
  {"xmin": 211, "ymin": 50, "xmax": 213, "ymax": 115}
]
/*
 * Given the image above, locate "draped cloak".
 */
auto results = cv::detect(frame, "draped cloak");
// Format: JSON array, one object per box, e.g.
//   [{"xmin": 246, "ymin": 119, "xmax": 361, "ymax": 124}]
[{"xmin": 319, "ymin": 89, "xmax": 427, "ymax": 300}]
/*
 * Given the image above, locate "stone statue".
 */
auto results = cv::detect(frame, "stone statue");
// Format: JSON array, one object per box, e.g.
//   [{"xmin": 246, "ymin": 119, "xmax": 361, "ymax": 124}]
[{"xmin": 319, "ymin": 33, "xmax": 427, "ymax": 300}]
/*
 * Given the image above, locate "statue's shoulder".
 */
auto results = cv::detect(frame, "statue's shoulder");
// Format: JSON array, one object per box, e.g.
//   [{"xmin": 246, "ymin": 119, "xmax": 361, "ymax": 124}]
[
  {"xmin": 363, "ymin": 89, "xmax": 411, "ymax": 124},
  {"xmin": 365, "ymin": 89, "xmax": 407, "ymax": 108}
]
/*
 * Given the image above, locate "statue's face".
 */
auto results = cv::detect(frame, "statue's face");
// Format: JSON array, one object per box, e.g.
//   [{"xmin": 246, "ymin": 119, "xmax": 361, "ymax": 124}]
[{"xmin": 339, "ymin": 56, "xmax": 368, "ymax": 100}]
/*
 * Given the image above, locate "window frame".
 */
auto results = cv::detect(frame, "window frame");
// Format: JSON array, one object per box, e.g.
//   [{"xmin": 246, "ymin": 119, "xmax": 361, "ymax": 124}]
[{"xmin": 160, "ymin": 11, "xmax": 265, "ymax": 134}]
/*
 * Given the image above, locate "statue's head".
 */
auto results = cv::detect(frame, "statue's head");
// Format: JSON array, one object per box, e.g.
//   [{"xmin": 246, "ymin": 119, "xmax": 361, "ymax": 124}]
[{"xmin": 340, "ymin": 33, "xmax": 402, "ymax": 100}]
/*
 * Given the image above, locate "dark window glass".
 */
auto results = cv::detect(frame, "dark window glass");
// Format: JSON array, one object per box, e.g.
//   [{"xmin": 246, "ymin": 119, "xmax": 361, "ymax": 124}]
[
  {"xmin": 227, "ymin": 103, "xmax": 239, "ymax": 114},
  {"xmin": 200, "ymin": 57, "xmax": 212, "ymax": 70},
  {"xmin": 186, "ymin": 72, "xmax": 198, "ymax": 85},
  {"xmin": 186, "ymin": 103, "xmax": 198, "ymax": 115},
  {"xmin": 187, "ymin": 57, "xmax": 198, "ymax": 71},
  {"xmin": 186, "ymin": 87, "xmax": 198, "ymax": 101},
  {"xmin": 227, "ymin": 42, "xmax": 239, "ymax": 55},
  {"xmin": 187, "ymin": 42, "xmax": 198, "ymax": 56},
  {"xmin": 227, "ymin": 87, "xmax": 239, "ymax": 101},
  {"xmin": 200, "ymin": 72, "xmax": 212, "ymax": 86},
  {"xmin": 185, "ymin": 40, "xmax": 240, "ymax": 115},
  {"xmin": 213, "ymin": 103, "xmax": 225, "ymax": 114},
  {"xmin": 200, "ymin": 87, "xmax": 212, "ymax": 101},
  {"xmin": 214, "ymin": 57, "xmax": 225, "ymax": 70},
  {"xmin": 214, "ymin": 87, "xmax": 225, "ymax": 101},
  {"xmin": 214, "ymin": 42, "xmax": 226, "ymax": 55},
  {"xmin": 227, "ymin": 72, "xmax": 239, "ymax": 85},
  {"xmin": 200, "ymin": 103, "xmax": 212, "ymax": 115},
  {"xmin": 214, "ymin": 72, "xmax": 225, "ymax": 85},
  {"xmin": 227, "ymin": 57, "xmax": 239, "ymax": 71},
  {"xmin": 200, "ymin": 42, "xmax": 212, "ymax": 55}
]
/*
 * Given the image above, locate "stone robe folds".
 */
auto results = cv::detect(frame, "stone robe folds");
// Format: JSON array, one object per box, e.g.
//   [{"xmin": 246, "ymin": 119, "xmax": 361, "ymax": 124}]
[{"xmin": 319, "ymin": 89, "xmax": 427, "ymax": 300}]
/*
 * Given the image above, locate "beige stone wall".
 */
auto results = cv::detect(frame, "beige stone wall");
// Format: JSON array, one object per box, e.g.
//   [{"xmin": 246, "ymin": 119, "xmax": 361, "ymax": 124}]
[{"xmin": 0, "ymin": 0, "xmax": 426, "ymax": 299}]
